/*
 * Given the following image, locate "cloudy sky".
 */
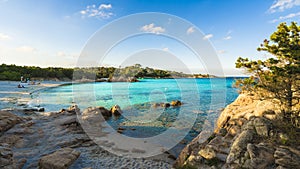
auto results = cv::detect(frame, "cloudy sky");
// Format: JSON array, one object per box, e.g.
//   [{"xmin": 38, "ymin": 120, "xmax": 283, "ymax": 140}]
[{"xmin": 0, "ymin": 0, "xmax": 300, "ymax": 76}]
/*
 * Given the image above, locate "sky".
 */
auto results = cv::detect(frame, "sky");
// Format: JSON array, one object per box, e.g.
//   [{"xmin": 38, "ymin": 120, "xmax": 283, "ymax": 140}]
[{"xmin": 1, "ymin": 0, "xmax": 300, "ymax": 76}]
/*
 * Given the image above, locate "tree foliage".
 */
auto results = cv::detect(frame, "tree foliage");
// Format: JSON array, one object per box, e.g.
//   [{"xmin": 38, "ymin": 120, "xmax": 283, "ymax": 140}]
[
  {"xmin": 236, "ymin": 22, "xmax": 300, "ymax": 124},
  {"xmin": 0, "ymin": 63, "xmax": 210, "ymax": 81}
]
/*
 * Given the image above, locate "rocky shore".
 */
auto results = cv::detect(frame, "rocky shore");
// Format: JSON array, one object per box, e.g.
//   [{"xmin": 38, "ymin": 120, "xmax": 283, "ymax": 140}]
[
  {"xmin": 0, "ymin": 105, "xmax": 173, "ymax": 169},
  {"xmin": 174, "ymin": 94, "xmax": 300, "ymax": 169}
]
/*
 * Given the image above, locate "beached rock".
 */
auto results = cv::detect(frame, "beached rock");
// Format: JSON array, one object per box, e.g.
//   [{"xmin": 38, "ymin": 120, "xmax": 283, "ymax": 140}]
[
  {"xmin": 39, "ymin": 148, "xmax": 80, "ymax": 169},
  {"xmin": 171, "ymin": 100, "xmax": 182, "ymax": 107},
  {"xmin": 0, "ymin": 111, "xmax": 22, "ymax": 134},
  {"xmin": 110, "ymin": 105, "xmax": 122, "ymax": 116}
]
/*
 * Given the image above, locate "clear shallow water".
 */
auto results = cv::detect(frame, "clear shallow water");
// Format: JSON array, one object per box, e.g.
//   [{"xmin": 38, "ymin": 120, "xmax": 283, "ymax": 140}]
[
  {"xmin": 34, "ymin": 78, "xmax": 239, "ymax": 137},
  {"xmin": 34, "ymin": 78, "xmax": 239, "ymax": 112}
]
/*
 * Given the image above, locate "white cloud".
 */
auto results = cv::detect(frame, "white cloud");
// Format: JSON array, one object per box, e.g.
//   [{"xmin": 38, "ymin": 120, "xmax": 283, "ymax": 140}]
[
  {"xmin": 270, "ymin": 11, "xmax": 300, "ymax": 22},
  {"xmin": 140, "ymin": 23, "xmax": 165, "ymax": 34},
  {"xmin": 80, "ymin": 4, "xmax": 113, "ymax": 19},
  {"xmin": 203, "ymin": 34, "xmax": 213, "ymax": 40},
  {"xmin": 16, "ymin": 46, "xmax": 37, "ymax": 53},
  {"xmin": 224, "ymin": 36, "xmax": 232, "ymax": 40},
  {"xmin": 0, "ymin": 33, "xmax": 11, "ymax": 40},
  {"xmin": 268, "ymin": 0, "xmax": 300, "ymax": 13},
  {"xmin": 186, "ymin": 27, "xmax": 195, "ymax": 35},
  {"xmin": 99, "ymin": 4, "xmax": 112, "ymax": 9}
]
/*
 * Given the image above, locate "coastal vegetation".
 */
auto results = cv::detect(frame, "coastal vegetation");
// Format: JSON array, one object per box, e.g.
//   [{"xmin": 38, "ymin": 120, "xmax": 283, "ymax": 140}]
[
  {"xmin": 235, "ymin": 22, "xmax": 300, "ymax": 127},
  {"xmin": 0, "ymin": 63, "xmax": 211, "ymax": 81}
]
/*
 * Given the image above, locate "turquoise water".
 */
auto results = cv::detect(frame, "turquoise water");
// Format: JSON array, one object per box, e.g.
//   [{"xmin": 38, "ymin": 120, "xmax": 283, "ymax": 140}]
[
  {"xmin": 32, "ymin": 78, "xmax": 239, "ymax": 155},
  {"xmin": 35, "ymin": 78, "xmax": 238, "ymax": 112}
]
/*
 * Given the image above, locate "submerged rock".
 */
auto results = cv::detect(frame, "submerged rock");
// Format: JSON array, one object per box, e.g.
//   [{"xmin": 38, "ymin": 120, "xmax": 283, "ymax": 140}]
[{"xmin": 39, "ymin": 148, "xmax": 80, "ymax": 169}]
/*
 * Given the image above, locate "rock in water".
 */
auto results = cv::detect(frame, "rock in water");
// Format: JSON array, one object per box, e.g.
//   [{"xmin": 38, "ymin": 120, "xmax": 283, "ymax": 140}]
[
  {"xmin": 39, "ymin": 148, "xmax": 80, "ymax": 169},
  {"xmin": 160, "ymin": 103, "xmax": 171, "ymax": 108},
  {"xmin": 110, "ymin": 105, "xmax": 122, "ymax": 116},
  {"xmin": 171, "ymin": 100, "xmax": 182, "ymax": 107}
]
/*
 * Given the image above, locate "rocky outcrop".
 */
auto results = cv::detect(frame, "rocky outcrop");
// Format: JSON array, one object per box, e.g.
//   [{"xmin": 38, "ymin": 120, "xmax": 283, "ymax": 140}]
[
  {"xmin": 175, "ymin": 94, "xmax": 300, "ymax": 169},
  {"xmin": 216, "ymin": 94, "xmax": 281, "ymax": 133},
  {"xmin": 39, "ymin": 148, "xmax": 80, "ymax": 169}
]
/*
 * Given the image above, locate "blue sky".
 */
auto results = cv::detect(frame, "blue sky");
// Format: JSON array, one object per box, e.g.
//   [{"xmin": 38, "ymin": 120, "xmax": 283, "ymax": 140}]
[{"xmin": 0, "ymin": 0, "xmax": 300, "ymax": 76}]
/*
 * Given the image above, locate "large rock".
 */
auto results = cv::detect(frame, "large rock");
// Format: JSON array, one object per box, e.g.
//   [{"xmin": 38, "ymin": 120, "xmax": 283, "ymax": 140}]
[
  {"xmin": 216, "ymin": 94, "xmax": 280, "ymax": 133},
  {"xmin": 39, "ymin": 148, "xmax": 80, "ymax": 169},
  {"xmin": 0, "ymin": 111, "xmax": 22, "ymax": 134}
]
